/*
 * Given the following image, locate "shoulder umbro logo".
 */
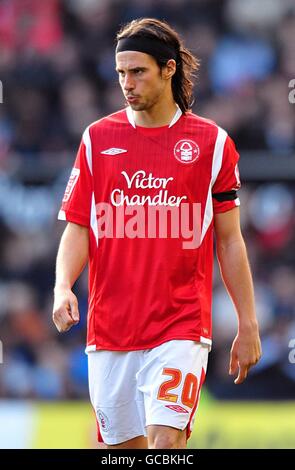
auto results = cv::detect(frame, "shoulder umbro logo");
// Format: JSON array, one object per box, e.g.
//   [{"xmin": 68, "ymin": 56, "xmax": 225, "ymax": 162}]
[{"xmin": 100, "ymin": 148, "xmax": 127, "ymax": 155}]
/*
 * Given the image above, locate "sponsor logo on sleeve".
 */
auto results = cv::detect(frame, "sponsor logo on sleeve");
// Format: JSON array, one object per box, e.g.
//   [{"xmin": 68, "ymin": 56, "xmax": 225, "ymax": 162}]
[{"xmin": 63, "ymin": 167, "xmax": 80, "ymax": 202}]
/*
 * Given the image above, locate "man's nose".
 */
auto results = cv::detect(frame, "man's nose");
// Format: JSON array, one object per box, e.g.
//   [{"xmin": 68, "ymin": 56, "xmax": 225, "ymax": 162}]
[{"xmin": 123, "ymin": 74, "xmax": 135, "ymax": 91}]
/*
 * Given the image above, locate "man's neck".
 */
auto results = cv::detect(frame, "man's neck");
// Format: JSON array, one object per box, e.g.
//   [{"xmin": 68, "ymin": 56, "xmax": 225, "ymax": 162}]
[{"xmin": 132, "ymin": 99, "xmax": 179, "ymax": 128}]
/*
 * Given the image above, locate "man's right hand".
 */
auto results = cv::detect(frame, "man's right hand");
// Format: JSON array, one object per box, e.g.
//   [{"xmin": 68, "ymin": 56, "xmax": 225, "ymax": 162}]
[{"xmin": 52, "ymin": 287, "xmax": 80, "ymax": 333}]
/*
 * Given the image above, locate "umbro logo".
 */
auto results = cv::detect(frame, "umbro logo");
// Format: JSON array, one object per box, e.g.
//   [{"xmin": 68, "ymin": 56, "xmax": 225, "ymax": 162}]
[
  {"xmin": 165, "ymin": 405, "xmax": 189, "ymax": 413},
  {"xmin": 100, "ymin": 148, "xmax": 127, "ymax": 155}
]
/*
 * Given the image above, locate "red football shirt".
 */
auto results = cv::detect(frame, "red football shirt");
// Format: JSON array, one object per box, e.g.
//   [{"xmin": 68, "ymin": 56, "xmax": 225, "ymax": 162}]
[{"xmin": 58, "ymin": 107, "xmax": 240, "ymax": 351}]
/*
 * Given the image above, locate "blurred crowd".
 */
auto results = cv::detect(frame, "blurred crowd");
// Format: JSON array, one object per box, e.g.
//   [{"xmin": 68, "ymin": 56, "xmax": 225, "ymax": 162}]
[{"xmin": 0, "ymin": 0, "xmax": 295, "ymax": 400}]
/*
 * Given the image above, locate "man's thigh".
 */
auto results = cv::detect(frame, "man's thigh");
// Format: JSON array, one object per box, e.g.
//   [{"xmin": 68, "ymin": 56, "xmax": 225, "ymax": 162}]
[
  {"xmin": 88, "ymin": 349, "xmax": 146, "ymax": 445},
  {"xmin": 137, "ymin": 340, "xmax": 209, "ymax": 438}
]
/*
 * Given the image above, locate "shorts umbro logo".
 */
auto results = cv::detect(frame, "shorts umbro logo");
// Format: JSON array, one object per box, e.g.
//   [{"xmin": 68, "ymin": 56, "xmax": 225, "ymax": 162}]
[
  {"xmin": 165, "ymin": 405, "xmax": 189, "ymax": 413},
  {"xmin": 100, "ymin": 148, "xmax": 127, "ymax": 155}
]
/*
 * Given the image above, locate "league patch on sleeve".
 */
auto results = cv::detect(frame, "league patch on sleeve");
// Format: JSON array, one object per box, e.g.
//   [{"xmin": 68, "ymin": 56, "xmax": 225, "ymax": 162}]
[{"xmin": 62, "ymin": 167, "xmax": 80, "ymax": 202}]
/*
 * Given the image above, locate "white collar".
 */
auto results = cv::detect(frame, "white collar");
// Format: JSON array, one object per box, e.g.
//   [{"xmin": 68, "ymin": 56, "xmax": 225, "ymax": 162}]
[{"xmin": 126, "ymin": 104, "xmax": 182, "ymax": 129}]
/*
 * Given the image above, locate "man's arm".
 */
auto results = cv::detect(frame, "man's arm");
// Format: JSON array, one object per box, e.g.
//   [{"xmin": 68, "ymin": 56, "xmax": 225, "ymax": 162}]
[
  {"xmin": 53, "ymin": 222, "xmax": 89, "ymax": 333},
  {"xmin": 214, "ymin": 207, "xmax": 262, "ymax": 384}
]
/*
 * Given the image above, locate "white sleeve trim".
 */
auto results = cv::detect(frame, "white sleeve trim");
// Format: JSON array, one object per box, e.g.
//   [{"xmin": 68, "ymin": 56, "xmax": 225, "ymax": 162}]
[
  {"xmin": 85, "ymin": 345, "xmax": 97, "ymax": 354},
  {"xmin": 200, "ymin": 126, "xmax": 227, "ymax": 243},
  {"xmin": 90, "ymin": 192, "xmax": 99, "ymax": 246},
  {"xmin": 82, "ymin": 125, "xmax": 93, "ymax": 175},
  {"xmin": 211, "ymin": 127, "xmax": 228, "ymax": 186},
  {"xmin": 58, "ymin": 210, "xmax": 66, "ymax": 220}
]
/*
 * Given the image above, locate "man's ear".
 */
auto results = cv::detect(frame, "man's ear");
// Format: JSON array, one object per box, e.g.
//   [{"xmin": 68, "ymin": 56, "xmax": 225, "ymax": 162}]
[{"xmin": 162, "ymin": 59, "xmax": 176, "ymax": 80}]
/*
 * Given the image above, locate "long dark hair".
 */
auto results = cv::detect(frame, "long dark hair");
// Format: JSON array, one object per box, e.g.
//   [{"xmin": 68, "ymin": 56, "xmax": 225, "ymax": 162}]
[{"xmin": 116, "ymin": 18, "xmax": 199, "ymax": 113}]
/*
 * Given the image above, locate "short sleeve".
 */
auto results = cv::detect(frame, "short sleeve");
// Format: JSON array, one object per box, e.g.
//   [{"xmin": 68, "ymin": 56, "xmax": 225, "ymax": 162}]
[
  {"xmin": 58, "ymin": 131, "xmax": 92, "ymax": 227},
  {"xmin": 212, "ymin": 135, "xmax": 241, "ymax": 214}
]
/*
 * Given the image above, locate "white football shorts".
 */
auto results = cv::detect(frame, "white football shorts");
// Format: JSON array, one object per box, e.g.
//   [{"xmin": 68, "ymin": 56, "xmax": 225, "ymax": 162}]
[{"xmin": 88, "ymin": 340, "xmax": 209, "ymax": 445}]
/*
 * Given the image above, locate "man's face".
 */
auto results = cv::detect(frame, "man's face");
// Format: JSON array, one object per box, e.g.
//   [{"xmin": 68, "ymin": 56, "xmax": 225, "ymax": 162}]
[{"xmin": 116, "ymin": 51, "xmax": 167, "ymax": 111}]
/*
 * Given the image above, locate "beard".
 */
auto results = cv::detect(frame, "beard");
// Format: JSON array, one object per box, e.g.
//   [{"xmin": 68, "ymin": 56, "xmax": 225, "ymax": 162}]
[
  {"xmin": 125, "ymin": 86, "xmax": 164, "ymax": 111},
  {"xmin": 127, "ymin": 101, "xmax": 146, "ymax": 111},
  {"xmin": 127, "ymin": 97, "xmax": 159, "ymax": 111}
]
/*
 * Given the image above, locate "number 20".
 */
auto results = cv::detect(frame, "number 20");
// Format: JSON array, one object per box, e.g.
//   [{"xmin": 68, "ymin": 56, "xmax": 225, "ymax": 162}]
[{"xmin": 157, "ymin": 368, "xmax": 198, "ymax": 408}]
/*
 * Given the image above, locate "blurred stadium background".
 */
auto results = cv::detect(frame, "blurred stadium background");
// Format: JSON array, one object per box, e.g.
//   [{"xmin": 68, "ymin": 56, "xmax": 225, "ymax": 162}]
[{"xmin": 0, "ymin": 0, "xmax": 295, "ymax": 449}]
